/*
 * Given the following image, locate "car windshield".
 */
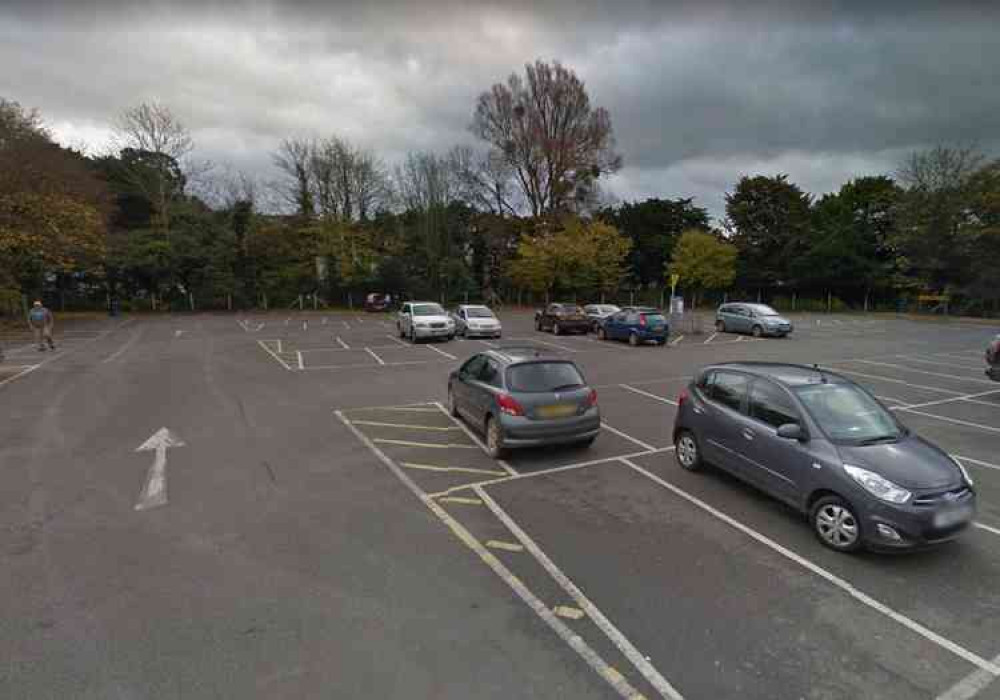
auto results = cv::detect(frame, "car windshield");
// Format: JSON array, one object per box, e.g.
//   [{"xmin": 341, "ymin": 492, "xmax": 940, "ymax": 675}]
[
  {"xmin": 466, "ymin": 307, "xmax": 494, "ymax": 318},
  {"xmin": 412, "ymin": 304, "xmax": 445, "ymax": 316},
  {"xmin": 793, "ymin": 382, "xmax": 903, "ymax": 444},
  {"xmin": 602, "ymin": 306, "xmax": 619, "ymax": 313},
  {"xmin": 748, "ymin": 304, "xmax": 780, "ymax": 317},
  {"xmin": 507, "ymin": 362, "xmax": 585, "ymax": 393}
]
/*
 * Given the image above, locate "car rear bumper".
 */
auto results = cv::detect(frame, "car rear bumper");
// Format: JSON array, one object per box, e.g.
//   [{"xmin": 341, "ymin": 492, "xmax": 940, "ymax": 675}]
[
  {"xmin": 499, "ymin": 410, "xmax": 601, "ymax": 447},
  {"xmin": 860, "ymin": 493, "xmax": 977, "ymax": 550},
  {"xmin": 552, "ymin": 319, "xmax": 591, "ymax": 332},
  {"xmin": 987, "ymin": 365, "xmax": 1000, "ymax": 381}
]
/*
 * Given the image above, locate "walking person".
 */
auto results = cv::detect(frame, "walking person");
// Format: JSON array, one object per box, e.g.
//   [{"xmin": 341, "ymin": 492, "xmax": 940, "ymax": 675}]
[{"xmin": 27, "ymin": 300, "xmax": 55, "ymax": 352}]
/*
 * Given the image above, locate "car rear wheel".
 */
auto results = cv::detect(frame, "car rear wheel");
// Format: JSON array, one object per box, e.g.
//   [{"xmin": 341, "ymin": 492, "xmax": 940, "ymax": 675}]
[
  {"xmin": 811, "ymin": 496, "xmax": 863, "ymax": 552},
  {"xmin": 675, "ymin": 430, "xmax": 703, "ymax": 472},
  {"xmin": 597, "ymin": 327, "xmax": 607, "ymax": 340},
  {"xmin": 485, "ymin": 416, "xmax": 507, "ymax": 459},
  {"xmin": 536, "ymin": 319, "xmax": 543, "ymax": 331},
  {"xmin": 553, "ymin": 322, "xmax": 561, "ymax": 335},
  {"xmin": 629, "ymin": 332, "xmax": 639, "ymax": 347},
  {"xmin": 715, "ymin": 320, "xmax": 725, "ymax": 333}
]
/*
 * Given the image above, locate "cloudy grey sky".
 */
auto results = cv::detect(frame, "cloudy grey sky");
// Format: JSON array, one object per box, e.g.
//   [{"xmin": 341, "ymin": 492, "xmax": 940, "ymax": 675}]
[{"xmin": 3, "ymin": 0, "xmax": 998, "ymax": 219}]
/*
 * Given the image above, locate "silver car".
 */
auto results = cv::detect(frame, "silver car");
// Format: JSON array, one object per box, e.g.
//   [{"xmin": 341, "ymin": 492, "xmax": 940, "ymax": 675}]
[
  {"xmin": 716, "ymin": 303, "xmax": 793, "ymax": 338},
  {"xmin": 447, "ymin": 347, "xmax": 600, "ymax": 458},
  {"xmin": 452, "ymin": 304, "xmax": 502, "ymax": 338},
  {"xmin": 397, "ymin": 301, "xmax": 455, "ymax": 342},
  {"xmin": 583, "ymin": 303, "xmax": 621, "ymax": 330}
]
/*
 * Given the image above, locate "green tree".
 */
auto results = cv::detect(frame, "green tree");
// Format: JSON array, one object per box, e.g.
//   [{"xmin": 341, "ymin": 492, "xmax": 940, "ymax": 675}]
[
  {"xmin": 667, "ymin": 230, "xmax": 737, "ymax": 308},
  {"xmin": 725, "ymin": 175, "xmax": 811, "ymax": 291}
]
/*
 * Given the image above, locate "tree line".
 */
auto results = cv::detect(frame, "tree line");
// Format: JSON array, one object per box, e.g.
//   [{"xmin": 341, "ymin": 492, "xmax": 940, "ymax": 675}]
[{"xmin": 2, "ymin": 59, "xmax": 998, "ymax": 317}]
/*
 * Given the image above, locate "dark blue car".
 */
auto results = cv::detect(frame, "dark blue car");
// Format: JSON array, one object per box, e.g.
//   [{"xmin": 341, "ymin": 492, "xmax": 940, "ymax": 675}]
[{"xmin": 596, "ymin": 307, "xmax": 669, "ymax": 346}]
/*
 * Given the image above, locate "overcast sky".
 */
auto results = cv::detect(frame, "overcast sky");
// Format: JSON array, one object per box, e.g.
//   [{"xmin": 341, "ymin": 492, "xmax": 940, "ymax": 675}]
[{"xmin": 3, "ymin": 0, "xmax": 998, "ymax": 220}]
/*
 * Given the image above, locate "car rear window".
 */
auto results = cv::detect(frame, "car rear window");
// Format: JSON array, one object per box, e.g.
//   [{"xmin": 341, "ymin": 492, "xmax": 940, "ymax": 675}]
[
  {"xmin": 507, "ymin": 362, "xmax": 585, "ymax": 393},
  {"xmin": 707, "ymin": 371, "xmax": 748, "ymax": 411},
  {"xmin": 642, "ymin": 313, "xmax": 666, "ymax": 324}
]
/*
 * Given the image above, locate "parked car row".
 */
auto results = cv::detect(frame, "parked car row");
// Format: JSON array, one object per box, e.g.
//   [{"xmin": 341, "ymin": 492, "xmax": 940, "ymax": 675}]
[{"xmin": 397, "ymin": 302, "xmax": 503, "ymax": 342}]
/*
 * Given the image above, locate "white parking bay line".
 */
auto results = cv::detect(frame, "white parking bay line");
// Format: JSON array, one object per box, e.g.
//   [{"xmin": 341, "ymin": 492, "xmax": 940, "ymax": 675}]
[
  {"xmin": 365, "ymin": 347, "xmax": 386, "ymax": 365},
  {"xmin": 974, "ymin": 522, "xmax": 1000, "ymax": 537},
  {"xmin": 953, "ymin": 455, "xmax": 1000, "ymax": 472},
  {"xmin": 703, "ymin": 332, "xmax": 718, "ymax": 344},
  {"xmin": 830, "ymin": 367, "xmax": 965, "ymax": 395},
  {"xmin": 897, "ymin": 355, "xmax": 987, "ymax": 372},
  {"xmin": 937, "ymin": 657, "xmax": 1000, "ymax": 700},
  {"xmin": 670, "ymin": 335, "xmax": 685, "ymax": 346},
  {"xmin": 426, "ymin": 344, "xmax": 457, "ymax": 360},
  {"xmin": 889, "ymin": 389, "xmax": 1000, "ymax": 412},
  {"xmin": 622, "ymin": 458, "xmax": 1000, "ymax": 677},
  {"xmin": 386, "ymin": 334, "xmax": 407, "ymax": 346},
  {"xmin": 601, "ymin": 422, "xmax": 656, "ymax": 451},
  {"xmin": 619, "ymin": 383, "xmax": 679, "ymax": 406},
  {"xmin": 334, "ymin": 412, "xmax": 648, "ymax": 700},
  {"xmin": 257, "ymin": 339, "xmax": 294, "ymax": 371},
  {"xmin": 475, "ymin": 486, "xmax": 685, "ymax": 700},
  {"xmin": 336, "ymin": 337, "xmax": 350, "ymax": 349},
  {"xmin": 297, "ymin": 351, "xmax": 305, "ymax": 370},
  {"xmin": 431, "ymin": 402, "xmax": 516, "ymax": 476},
  {"xmin": 896, "ymin": 408, "xmax": 1000, "ymax": 435},
  {"xmin": 855, "ymin": 359, "xmax": 995, "ymax": 386}
]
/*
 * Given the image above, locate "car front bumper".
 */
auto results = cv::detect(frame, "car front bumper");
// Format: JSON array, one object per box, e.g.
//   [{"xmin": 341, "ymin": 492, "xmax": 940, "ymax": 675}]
[
  {"xmin": 464, "ymin": 326, "xmax": 502, "ymax": 338},
  {"xmin": 860, "ymin": 492, "xmax": 977, "ymax": 550},
  {"xmin": 499, "ymin": 409, "xmax": 601, "ymax": 448},
  {"xmin": 763, "ymin": 324, "xmax": 793, "ymax": 336},
  {"xmin": 412, "ymin": 326, "xmax": 454, "ymax": 339}
]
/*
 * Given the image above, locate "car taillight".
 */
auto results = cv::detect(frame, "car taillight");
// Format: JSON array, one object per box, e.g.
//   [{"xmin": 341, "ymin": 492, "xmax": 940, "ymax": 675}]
[
  {"xmin": 678, "ymin": 388, "xmax": 689, "ymax": 406},
  {"xmin": 497, "ymin": 393, "xmax": 524, "ymax": 417},
  {"xmin": 586, "ymin": 388, "xmax": 598, "ymax": 407},
  {"xmin": 639, "ymin": 314, "xmax": 647, "ymax": 327}
]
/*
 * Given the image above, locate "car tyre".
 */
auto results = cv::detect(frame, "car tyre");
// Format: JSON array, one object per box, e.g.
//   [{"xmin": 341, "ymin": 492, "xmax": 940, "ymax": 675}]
[
  {"xmin": 577, "ymin": 437, "xmax": 596, "ymax": 449},
  {"xmin": 675, "ymin": 430, "xmax": 703, "ymax": 472},
  {"xmin": 597, "ymin": 327, "xmax": 607, "ymax": 341},
  {"xmin": 752, "ymin": 325, "xmax": 763, "ymax": 338},
  {"xmin": 629, "ymin": 332, "xmax": 639, "ymax": 347},
  {"xmin": 398, "ymin": 324, "xmax": 405, "ymax": 338},
  {"xmin": 811, "ymin": 495, "xmax": 863, "ymax": 552},
  {"xmin": 409, "ymin": 327, "xmax": 417, "ymax": 343},
  {"xmin": 715, "ymin": 320, "xmax": 725, "ymax": 333},
  {"xmin": 553, "ymin": 322, "xmax": 561, "ymax": 335},
  {"xmin": 448, "ymin": 388, "xmax": 459, "ymax": 417},
  {"xmin": 536, "ymin": 319, "xmax": 543, "ymax": 332},
  {"xmin": 485, "ymin": 416, "xmax": 507, "ymax": 459}
]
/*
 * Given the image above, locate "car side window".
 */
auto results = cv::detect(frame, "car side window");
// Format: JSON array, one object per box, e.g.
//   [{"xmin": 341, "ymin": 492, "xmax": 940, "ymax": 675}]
[
  {"xmin": 402, "ymin": 304, "xmax": 411, "ymax": 315},
  {"xmin": 708, "ymin": 371, "xmax": 748, "ymax": 412},
  {"xmin": 625, "ymin": 311, "xmax": 639, "ymax": 324},
  {"xmin": 478, "ymin": 359, "xmax": 503, "ymax": 388},
  {"xmin": 749, "ymin": 380, "xmax": 801, "ymax": 429},
  {"xmin": 460, "ymin": 355, "xmax": 486, "ymax": 380}
]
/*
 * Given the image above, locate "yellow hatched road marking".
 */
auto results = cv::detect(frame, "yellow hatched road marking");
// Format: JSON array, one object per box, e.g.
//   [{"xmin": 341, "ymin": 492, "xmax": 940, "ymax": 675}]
[
  {"xmin": 401, "ymin": 462, "xmax": 508, "ymax": 476},
  {"xmin": 437, "ymin": 496, "xmax": 483, "ymax": 506},
  {"xmin": 486, "ymin": 540, "xmax": 525, "ymax": 552},
  {"xmin": 374, "ymin": 438, "xmax": 478, "ymax": 449},
  {"xmin": 352, "ymin": 420, "xmax": 461, "ymax": 431},
  {"xmin": 553, "ymin": 605, "xmax": 585, "ymax": 620}
]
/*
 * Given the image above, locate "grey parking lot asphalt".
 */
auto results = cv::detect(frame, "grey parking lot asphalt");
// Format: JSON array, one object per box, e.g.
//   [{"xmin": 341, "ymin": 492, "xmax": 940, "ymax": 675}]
[{"xmin": 2, "ymin": 311, "xmax": 999, "ymax": 699}]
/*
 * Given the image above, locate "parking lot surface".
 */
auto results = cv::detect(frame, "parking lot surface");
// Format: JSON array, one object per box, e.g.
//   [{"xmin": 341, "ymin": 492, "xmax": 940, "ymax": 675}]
[{"xmin": 2, "ymin": 311, "xmax": 999, "ymax": 699}]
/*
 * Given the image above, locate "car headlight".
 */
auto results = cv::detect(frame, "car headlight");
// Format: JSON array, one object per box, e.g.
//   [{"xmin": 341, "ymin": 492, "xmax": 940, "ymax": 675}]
[
  {"xmin": 843, "ymin": 464, "xmax": 911, "ymax": 503},
  {"xmin": 951, "ymin": 456, "xmax": 974, "ymax": 486}
]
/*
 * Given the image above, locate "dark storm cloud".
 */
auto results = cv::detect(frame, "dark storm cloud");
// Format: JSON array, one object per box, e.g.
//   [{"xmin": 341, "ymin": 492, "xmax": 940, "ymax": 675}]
[{"xmin": 2, "ymin": 0, "xmax": 998, "ymax": 218}]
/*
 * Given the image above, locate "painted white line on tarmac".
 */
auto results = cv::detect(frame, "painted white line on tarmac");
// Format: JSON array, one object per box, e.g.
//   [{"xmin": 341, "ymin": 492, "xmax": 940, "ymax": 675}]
[
  {"xmin": 476, "ymin": 485, "xmax": 685, "ymax": 700},
  {"xmin": 830, "ymin": 367, "xmax": 964, "ymax": 395},
  {"xmin": 974, "ymin": 522, "xmax": 1000, "ymax": 537},
  {"xmin": 889, "ymin": 389, "xmax": 1000, "ymax": 412},
  {"xmin": 619, "ymin": 383, "xmax": 679, "ymax": 406},
  {"xmin": 512, "ymin": 336, "xmax": 580, "ymax": 353},
  {"xmin": 670, "ymin": 334, "xmax": 685, "ymax": 346},
  {"xmin": 855, "ymin": 359, "xmax": 995, "ymax": 386},
  {"xmin": 897, "ymin": 355, "xmax": 987, "ymax": 372},
  {"xmin": 896, "ymin": 408, "xmax": 1000, "ymax": 435},
  {"xmin": 401, "ymin": 462, "xmax": 508, "ymax": 476},
  {"xmin": 386, "ymin": 334, "xmax": 407, "ymax": 346},
  {"xmin": 102, "ymin": 325, "xmax": 143, "ymax": 363},
  {"xmin": 336, "ymin": 337, "xmax": 350, "ymax": 349},
  {"xmin": 365, "ymin": 347, "xmax": 386, "ymax": 365},
  {"xmin": 426, "ymin": 344, "xmax": 457, "ymax": 360},
  {"xmin": 622, "ymin": 458, "xmax": 1000, "ymax": 677},
  {"xmin": 300, "ymin": 360, "xmax": 439, "ymax": 371},
  {"xmin": 333, "ymin": 411, "xmax": 647, "ymax": 700},
  {"xmin": 601, "ymin": 422, "xmax": 656, "ymax": 451},
  {"xmin": 953, "ymin": 455, "xmax": 1000, "ymax": 472},
  {"xmin": 257, "ymin": 339, "xmax": 293, "ymax": 370},
  {"xmin": 937, "ymin": 655, "xmax": 1000, "ymax": 700},
  {"xmin": 296, "ymin": 351, "xmax": 304, "ymax": 370},
  {"xmin": 703, "ymin": 332, "xmax": 718, "ymax": 344},
  {"xmin": 431, "ymin": 402, "xmax": 516, "ymax": 476}
]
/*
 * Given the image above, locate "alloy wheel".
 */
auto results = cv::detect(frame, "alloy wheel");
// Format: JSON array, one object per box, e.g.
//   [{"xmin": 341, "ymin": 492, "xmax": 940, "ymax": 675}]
[{"xmin": 815, "ymin": 504, "xmax": 859, "ymax": 548}]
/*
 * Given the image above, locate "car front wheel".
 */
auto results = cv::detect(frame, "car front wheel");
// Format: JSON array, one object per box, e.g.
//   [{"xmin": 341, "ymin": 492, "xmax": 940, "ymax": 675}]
[
  {"xmin": 629, "ymin": 332, "xmax": 639, "ymax": 347},
  {"xmin": 597, "ymin": 327, "xmax": 606, "ymax": 340},
  {"xmin": 715, "ymin": 320, "xmax": 725, "ymax": 333},
  {"xmin": 675, "ymin": 430, "xmax": 703, "ymax": 472},
  {"xmin": 811, "ymin": 496, "xmax": 863, "ymax": 552},
  {"xmin": 553, "ymin": 322, "xmax": 561, "ymax": 335},
  {"xmin": 752, "ymin": 325, "xmax": 763, "ymax": 338}
]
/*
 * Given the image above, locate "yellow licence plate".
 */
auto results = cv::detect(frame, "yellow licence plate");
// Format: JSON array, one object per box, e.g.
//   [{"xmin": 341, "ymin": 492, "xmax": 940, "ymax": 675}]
[{"xmin": 537, "ymin": 404, "xmax": 576, "ymax": 419}]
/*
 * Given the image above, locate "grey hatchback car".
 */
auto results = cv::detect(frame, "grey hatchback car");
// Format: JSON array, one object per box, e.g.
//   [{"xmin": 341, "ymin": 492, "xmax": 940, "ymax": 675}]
[
  {"xmin": 448, "ymin": 347, "xmax": 600, "ymax": 458},
  {"xmin": 716, "ymin": 303, "xmax": 793, "ymax": 337},
  {"xmin": 673, "ymin": 362, "xmax": 976, "ymax": 552}
]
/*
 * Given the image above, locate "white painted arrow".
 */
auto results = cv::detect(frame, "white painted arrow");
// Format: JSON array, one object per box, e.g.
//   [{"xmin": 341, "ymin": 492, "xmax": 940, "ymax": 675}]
[{"xmin": 134, "ymin": 428, "xmax": 185, "ymax": 511}]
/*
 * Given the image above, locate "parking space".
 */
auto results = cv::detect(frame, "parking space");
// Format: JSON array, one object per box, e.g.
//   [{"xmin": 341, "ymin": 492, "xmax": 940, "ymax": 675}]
[{"xmin": 220, "ymin": 308, "xmax": 1000, "ymax": 697}]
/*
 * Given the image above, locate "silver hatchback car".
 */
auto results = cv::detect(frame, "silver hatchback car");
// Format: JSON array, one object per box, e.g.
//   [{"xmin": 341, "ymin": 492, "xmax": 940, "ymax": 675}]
[
  {"xmin": 716, "ymin": 303, "xmax": 793, "ymax": 337},
  {"xmin": 448, "ymin": 347, "xmax": 600, "ymax": 458}
]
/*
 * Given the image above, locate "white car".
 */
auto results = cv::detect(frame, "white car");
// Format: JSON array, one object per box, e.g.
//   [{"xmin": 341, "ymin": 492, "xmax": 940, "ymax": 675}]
[
  {"xmin": 397, "ymin": 301, "xmax": 455, "ymax": 342},
  {"xmin": 452, "ymin": 305, "xmax": 502, "ymax": 338}
]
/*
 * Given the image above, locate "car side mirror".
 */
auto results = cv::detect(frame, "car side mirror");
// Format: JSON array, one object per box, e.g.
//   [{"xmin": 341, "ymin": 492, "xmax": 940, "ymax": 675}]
[{"xmin": 776, "ymin": 423, "xmax": 806, "ymax": 441}]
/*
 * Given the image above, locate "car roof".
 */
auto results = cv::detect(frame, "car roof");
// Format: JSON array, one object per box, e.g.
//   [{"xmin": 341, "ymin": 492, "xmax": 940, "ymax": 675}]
[
  {"xmin": 483, "ymin": 346, "xmax": 568, "ymax": 365},
  {"xmin": 701, "ymin": 362, "xmax": 851, "ymax": 387},
  {"xmin": 458, "ymin": 304, "xmax": 491, "ymax": 310}
]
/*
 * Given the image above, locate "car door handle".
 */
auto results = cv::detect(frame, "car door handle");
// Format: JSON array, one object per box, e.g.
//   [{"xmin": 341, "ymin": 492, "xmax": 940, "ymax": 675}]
[{"xmin": 742, "ymin": 428, "xmax": 755, "ymax": 441}]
